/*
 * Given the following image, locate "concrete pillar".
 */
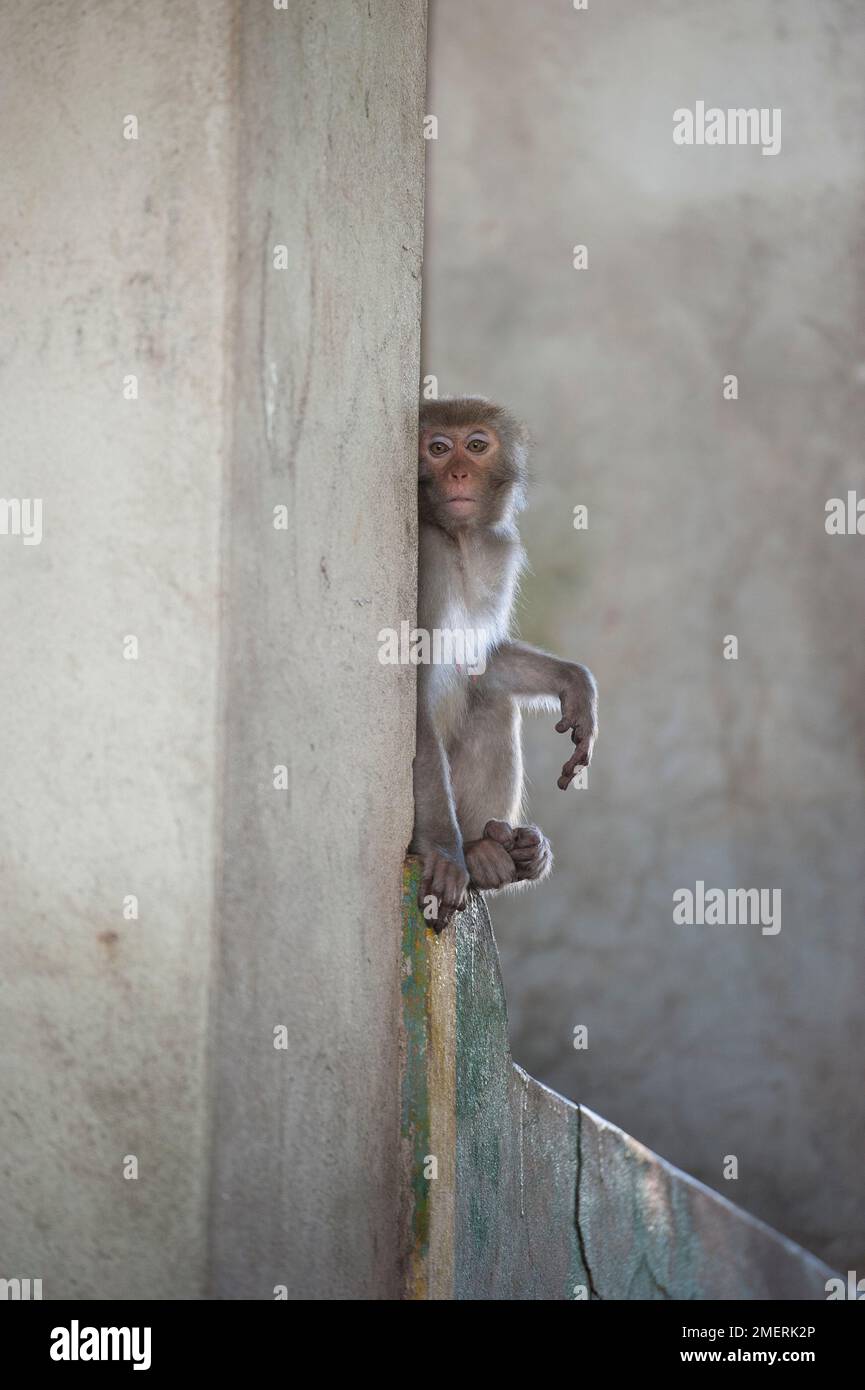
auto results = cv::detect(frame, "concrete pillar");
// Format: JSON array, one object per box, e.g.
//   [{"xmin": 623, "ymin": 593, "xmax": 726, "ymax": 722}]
[
  {"xmin": 207, "ymin": 0, "xmax": 426, "ymax": 1301},
  {"xmin": 0, "ymin": 0, "xmax": 425, "ymax": 1301}
]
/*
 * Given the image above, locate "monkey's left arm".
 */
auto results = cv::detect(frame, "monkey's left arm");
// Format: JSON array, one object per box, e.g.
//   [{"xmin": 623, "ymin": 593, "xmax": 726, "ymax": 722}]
[{"xmin": 484, "ymin": 640, "xmax": 598, "ymax": 789}]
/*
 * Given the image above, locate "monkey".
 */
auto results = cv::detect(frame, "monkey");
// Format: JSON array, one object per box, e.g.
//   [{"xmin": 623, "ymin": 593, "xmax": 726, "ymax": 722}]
[{"xmin": 410, "ymin": 396, "xmax": 598, "ymax": 928}]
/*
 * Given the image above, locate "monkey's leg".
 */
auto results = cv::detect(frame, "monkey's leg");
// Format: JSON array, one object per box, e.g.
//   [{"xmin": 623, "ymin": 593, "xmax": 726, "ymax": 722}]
[
  {"xmin": 411, "ymin": 703, "xmax": 469, "ymax": 927},
  {"xmin": 450, "ymin": 692, "xmax": 523, "ymax": 891}
]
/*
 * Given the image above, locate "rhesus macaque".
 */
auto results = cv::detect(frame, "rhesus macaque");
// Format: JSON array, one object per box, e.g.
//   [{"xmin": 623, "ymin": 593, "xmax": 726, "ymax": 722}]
[{"xmin": 410, "ymin": 397, "xmax": 598, "ymax": 927}]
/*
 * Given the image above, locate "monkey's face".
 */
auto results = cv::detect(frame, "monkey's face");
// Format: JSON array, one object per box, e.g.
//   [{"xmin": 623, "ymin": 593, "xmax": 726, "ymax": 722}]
[{"xmin": 418, "ymin": 423, "xmax": 521, "ymax": 533}]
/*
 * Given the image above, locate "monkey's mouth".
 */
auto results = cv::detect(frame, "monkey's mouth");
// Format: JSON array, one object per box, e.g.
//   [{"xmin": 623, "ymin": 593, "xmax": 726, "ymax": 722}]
[{"xmin": 446, "ymin": 496, "xmax": 477, "ymax": 509}]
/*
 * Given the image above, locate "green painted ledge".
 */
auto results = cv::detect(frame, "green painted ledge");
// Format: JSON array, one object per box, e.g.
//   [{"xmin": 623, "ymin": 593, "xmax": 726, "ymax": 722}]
[
  {"xmin": 400, "ymin": 856, "xmax": 837, "ymax": 1301},
  {"xmin": 400, "ymin": 857, "xmax": 455, "ymax": 1299}
]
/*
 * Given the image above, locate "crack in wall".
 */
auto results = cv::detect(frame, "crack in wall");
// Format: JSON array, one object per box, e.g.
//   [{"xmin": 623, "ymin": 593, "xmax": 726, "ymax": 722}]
[{"xmin": 574, "ymin": 1105, "xmax": 602, "ymax": 1300}]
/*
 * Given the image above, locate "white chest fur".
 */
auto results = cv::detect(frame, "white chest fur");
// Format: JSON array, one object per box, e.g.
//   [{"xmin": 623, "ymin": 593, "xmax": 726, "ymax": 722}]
[{"xmin": 417, "ymin": 523, "xmax": 524, "ymax": 732}]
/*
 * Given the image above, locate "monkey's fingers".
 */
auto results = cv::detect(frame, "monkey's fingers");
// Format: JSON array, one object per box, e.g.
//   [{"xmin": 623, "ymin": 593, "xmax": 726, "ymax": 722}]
[
  {"xmin": 419, "ymin": 886, "xmax": 465, "ymax": 932},
  {"xmin": 432, "ymin": 902, "xmax": 456, "ymax": 933},
  {"xmin": 430, "ymin": 858, "xmax": 464, "ymax": 901},
  {"xmin": 465, "ymin": 838, "xmax": 516, "ymax": 890},
  {"xmin": 558, "ymin": 756, "xmax": 587, "ymax": 789},
  {"xmin": 419, "ymin": 879, "xmax": 443, "ymax": 929},
  {"xmin": 510, "ymin": 826, "xmax": 542, "ymax": 861},
  {"xmin": 512, "ymin": 825, "xmax": 541, "ymax": 843},
  {"xmin": 558, "ymin": 743, "xmax": 588, "ymax": 788},
  {"xmin": 431, "ymin": 893, "xmax": 466, "ymax": 932},
  {"xmin": 555, "ymin": 713, "xmax": 588, "ymax": 739},
  {"xmin": 483, "ymin": 819, "xmax": 515, "ymax": 849},
  {"xmin": 419, "ymin": 861, "xmax": 453, "ymax": 928},
  {"xmin": 426, "ymin": 853, "xmax": 468, "ymax": 926},
  {"xmin": 557, "ymin": 713, "xmax": 594, "ymax": 754},
  {"xmin": 515, "ymin": 842, "xmax": 552, "ymax": 881}
]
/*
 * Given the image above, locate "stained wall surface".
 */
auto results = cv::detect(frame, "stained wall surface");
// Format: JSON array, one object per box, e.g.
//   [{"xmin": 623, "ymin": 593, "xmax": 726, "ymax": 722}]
[
  {"xmin": 0, "ymin": 0, "xmax": 426, "ymax": 1300},
  {"xmin": 0, "ymin": 0, "xmax": 235, "ymax": 1300}
]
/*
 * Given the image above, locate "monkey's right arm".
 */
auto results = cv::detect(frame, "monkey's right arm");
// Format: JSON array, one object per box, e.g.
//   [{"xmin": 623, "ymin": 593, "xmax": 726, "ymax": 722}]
[
  {"xmin": 411, "ymin": 703, "xmax": 470, "ymax": 928},
  {"xmin": 484, "ymin": 640, "xmax": 598, "ymax": 789}
]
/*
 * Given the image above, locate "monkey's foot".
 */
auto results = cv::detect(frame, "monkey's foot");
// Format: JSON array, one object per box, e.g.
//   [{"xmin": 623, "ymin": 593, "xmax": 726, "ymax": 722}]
[
  {"xmin": 507, "ymin": 824, "xmax": 553, "ymax": 883},
  {"xmin": 465, "ymin": 821, "xmax": 517, "ymax": 891},
  {"xmin": 419, "ymin": 847, "xmax": 469, "ymax": 931}
]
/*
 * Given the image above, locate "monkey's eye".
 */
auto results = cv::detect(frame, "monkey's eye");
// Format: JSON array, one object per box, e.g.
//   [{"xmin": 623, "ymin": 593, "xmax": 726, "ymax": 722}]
[
  {"xmin": 466, "ymin": 438, "xmax": 489, "ymax": 453},
  {"xmin": 428, "ymin": 439, "xmax": 451, "ymax": 457}
]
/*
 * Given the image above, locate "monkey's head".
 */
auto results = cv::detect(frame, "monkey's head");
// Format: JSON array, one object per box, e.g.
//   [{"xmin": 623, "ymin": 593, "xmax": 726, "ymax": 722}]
[{"xmin": 418, "ymin": 397, "xmax": 528, "ymax": 534}]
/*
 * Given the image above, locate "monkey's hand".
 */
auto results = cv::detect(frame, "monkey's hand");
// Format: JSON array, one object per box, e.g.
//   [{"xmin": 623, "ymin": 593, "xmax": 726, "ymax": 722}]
[
  {"xmin": 420, "ymin": 847, "xmax": 470, "ymax": 931},
  {"xmin": 464, "ymin": 821, "xmax": 517, "ymax": 891},
  {"xmin": 555, "ymin": 663, "xmax": 598, "ymax": 789},
  {"xmin": 509, "ymin": 824, "xmax": 553, "ymax": 882}
]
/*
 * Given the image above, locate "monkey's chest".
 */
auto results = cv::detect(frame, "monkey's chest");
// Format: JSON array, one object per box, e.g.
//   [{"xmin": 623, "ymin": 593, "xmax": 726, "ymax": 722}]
[
  {"xmin": 426, "ymin": 566, "xmax": 509, "ymax": 649},
  {"xmin": 420, "ymin": 588, "xmax": 501, "ymax": 739},
  {"xmin": 416, "ymin": 531, "xmax": 517, "ymax": 734}
]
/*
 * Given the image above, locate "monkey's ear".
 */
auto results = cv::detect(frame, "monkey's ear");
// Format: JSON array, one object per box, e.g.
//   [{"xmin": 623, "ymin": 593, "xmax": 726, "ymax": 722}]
[{"xmin": 491, "ymin": 403, "xmax": 530, "ymax": 454}]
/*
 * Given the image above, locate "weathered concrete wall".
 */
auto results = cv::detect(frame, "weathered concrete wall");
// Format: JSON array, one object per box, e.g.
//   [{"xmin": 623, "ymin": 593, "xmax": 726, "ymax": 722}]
[
  {"xmin": 424, "ymin": 0, "xmax": 865, "ymax": 1272},
  {"xmin": 206, "ymin": 3, "xmax": 426, "ymax": 1300},
  {"xmin": 403, "ymin": 859, "xmax": 836, "ymax": 1300},
  {"xmin": 0, "ymin": 0, "xmax": 425, "ymax": 1300},
  {"xmin": 0, "ymin": 0, "xmax": 234, "ymax": 1300}
]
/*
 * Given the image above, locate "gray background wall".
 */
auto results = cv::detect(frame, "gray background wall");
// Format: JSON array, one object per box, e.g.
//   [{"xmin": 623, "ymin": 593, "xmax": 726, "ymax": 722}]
[
  {"xmin": 0, "ymin": 0, "xmax": 425, "ymax": 1300},
  {"xmin": 423, "ymin": 0, "xmax": 865, "ymax": 1272}
]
